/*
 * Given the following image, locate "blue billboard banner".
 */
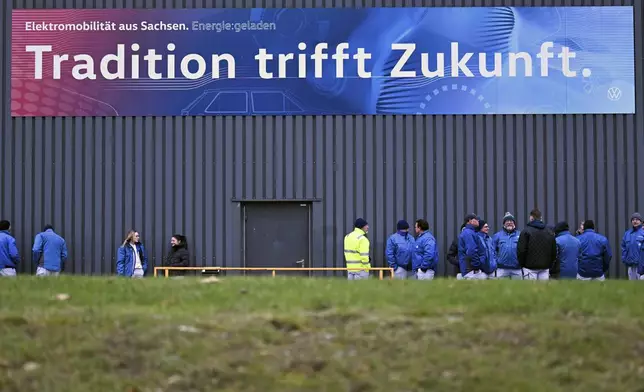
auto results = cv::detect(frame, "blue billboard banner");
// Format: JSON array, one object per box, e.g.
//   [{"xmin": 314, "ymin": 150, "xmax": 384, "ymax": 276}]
[{"xmin": 11, "ymin": 6, "xmax": 635, "ymax": 116}]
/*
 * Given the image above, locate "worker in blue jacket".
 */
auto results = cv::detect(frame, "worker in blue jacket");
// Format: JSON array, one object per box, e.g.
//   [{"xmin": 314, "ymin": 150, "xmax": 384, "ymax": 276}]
[
  {"xmin": 0, "ymin": 220, "xmax": 20, "ymax": 277},
  {"xmin": 458, "ymin": 214, "xmax": 486, "ymax": 280},
  {"xmin": 577, "ymin": 220, "xmax": 612, "ymax": 281},
  {"xmin": 491, "ymin": 212, "xmax": 521, "ymax": 279},
  {"xmin": 413, "ymin": 219, "xmax": 438, "ymax": 280},
  {"xmin": 621, "ymin": 212, "xmax": 644, "ymax": 280},
  {"xmin": 476, "ymin": 219, "xmax": 495, "ymax": 278},
  {"xmin": 554, "ymin": 221, "xmax": 580, "ymax": 279},
  {"xmin": 639, "ymin": 247, "xmax": 644, "ymax": 280},
  {"xmin": 32, "ymin": 225, "xmax": 68, "ymax": 276},
  {"xmin": 386, "ymin": 220, "xmax": 416, "ymax": 279}
]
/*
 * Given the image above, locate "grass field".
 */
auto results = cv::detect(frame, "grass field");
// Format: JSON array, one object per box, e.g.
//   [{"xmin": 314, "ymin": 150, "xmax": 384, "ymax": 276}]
[{"xmin": 0, "ymin": 277, "xmax": 643, "ymax": 392}]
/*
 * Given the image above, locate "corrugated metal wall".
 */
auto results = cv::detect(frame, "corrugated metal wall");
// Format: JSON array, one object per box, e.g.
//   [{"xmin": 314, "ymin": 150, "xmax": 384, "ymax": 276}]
[{"xmin": 1, "ymin": 0, "xmax": 642, "ymax": 277}]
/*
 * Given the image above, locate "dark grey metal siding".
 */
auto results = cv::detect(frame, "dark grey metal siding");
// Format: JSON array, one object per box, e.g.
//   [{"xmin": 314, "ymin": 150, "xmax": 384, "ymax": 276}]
[{"xmin": 1, "ymin": 0, "xmax": 642, "ymax": 277}]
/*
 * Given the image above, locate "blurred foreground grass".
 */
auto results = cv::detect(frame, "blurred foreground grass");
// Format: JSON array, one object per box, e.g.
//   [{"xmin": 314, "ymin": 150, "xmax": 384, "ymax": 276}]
[{"xmin": 0, "ymin": 276, "xmax": 643, "ymax": 392}]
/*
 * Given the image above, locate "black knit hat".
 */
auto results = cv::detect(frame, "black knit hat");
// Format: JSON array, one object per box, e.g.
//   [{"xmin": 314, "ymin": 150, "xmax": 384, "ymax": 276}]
[
  {"xmin": 464, "ymin": 213, "xmax": 478, "ymax": 223},
  {"xmin": 397, "ymin": 220, "xmax": 409, "ymax": 230},
  {"xmin": 0, "ymin": 220, "xmax": 9, "ymax": 231},
  {"xmin": 476, "ymin": 219, "xmax": 486, "ymax": 232},
  {"xmin": 354, "ymin": 218, "xmax": 368, "ymax": 229},
  {"xmin": 554, "ymin": 221, "xmax": 569, "ymax": 235}
]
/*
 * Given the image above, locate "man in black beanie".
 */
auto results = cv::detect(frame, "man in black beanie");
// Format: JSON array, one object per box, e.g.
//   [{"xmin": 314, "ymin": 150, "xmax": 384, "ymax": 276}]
[
  {"xmin": 0, "ymin": 220, "xmax": 20, "ymax": 277},
  {"xmin": 386, "ymin": 220, "xmax": 415, "ymax": 279},
  {"xmin": 553, "ymin": 221, "xmax": 580, "ymax": 279},
  {"xmin": 344, "ymin": 218, "xmax": 371, "ymax": 280},
  {"xmin": 577, "ymin": 220, "xmax": 612, "ymax": 281}
]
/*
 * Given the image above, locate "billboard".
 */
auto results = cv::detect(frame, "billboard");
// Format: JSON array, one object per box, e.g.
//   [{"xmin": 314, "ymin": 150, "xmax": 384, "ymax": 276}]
[{"xmin": 10, "ymin": 7, "xmax": 635, "ymax": 116}]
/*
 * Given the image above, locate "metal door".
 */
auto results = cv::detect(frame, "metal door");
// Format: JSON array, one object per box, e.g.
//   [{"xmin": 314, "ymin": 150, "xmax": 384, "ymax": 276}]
[{"xmin": 243, "ymin": 202, "xmax": 310, "ymax": 276}]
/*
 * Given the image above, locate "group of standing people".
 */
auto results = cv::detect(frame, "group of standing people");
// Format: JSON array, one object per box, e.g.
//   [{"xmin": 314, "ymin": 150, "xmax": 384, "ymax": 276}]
[
  {"xmin": 3, "ymin": 209, "xmax": 643, "ymax": 280},
  {"xmin": 344, "ymin": 209, "xmax": 644, "ymax": 281},
  {"xmin": 0, "ymin": 220, "xmax": 191, "ymax": 277},
  {"xmin": 451, "ymin": 209, "xmax": 614, "ymax": 281},
  {"xmin": 0, "ymin": 220, "xmax": 68, "ymax": 277},
  {"xmin": 114, "ymin": 230, "xmax": 190, "ymax": 278},
  {"xmin": 344, "ymin": 217, "xmax": 439, "ymax": 280}
]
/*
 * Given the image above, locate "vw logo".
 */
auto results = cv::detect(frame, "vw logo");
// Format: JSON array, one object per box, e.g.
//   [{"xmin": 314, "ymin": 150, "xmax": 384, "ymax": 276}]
[{"xmin": 607, "ymin": 87, "xmax": 622, "ymax": 101}]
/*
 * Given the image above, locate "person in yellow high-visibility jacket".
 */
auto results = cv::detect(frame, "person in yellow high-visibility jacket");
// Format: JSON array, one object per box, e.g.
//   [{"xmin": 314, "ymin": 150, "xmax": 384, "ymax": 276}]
[{"xmin": 344, "ymin": 218, "xmax": 371, "ymax": 280}]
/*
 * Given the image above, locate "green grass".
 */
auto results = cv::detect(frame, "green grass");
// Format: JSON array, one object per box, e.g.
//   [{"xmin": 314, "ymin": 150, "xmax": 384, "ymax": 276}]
[{"xmin": 1, "ymin": 277, "xmax": 643, "ymax": 392}]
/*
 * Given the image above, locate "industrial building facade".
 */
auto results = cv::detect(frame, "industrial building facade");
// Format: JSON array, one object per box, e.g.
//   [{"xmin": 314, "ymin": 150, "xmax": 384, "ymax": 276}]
[{"xmin": 1, "ymin": 0, "xmax": 642, "ymax": 278}]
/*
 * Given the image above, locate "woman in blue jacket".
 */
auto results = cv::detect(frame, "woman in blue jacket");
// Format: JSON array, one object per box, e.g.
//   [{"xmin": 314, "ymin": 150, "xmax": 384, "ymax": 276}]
[{"xmin": 116, "ymin": 230, "xmax": 148, "ymax": 278}]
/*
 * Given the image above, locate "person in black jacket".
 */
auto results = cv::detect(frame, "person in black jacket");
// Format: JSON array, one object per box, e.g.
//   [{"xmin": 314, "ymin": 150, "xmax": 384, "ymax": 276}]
[
  {"xmin": 517, "ymin": 209, "xmax": 557, "ymax": 280},
  {"xmin": 447, "ymin": 223, "xmax": 466, "ymax": 279},
  {"xmin": 164, "ymin": 234, "xmax": 190, "ymax": 276}
]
